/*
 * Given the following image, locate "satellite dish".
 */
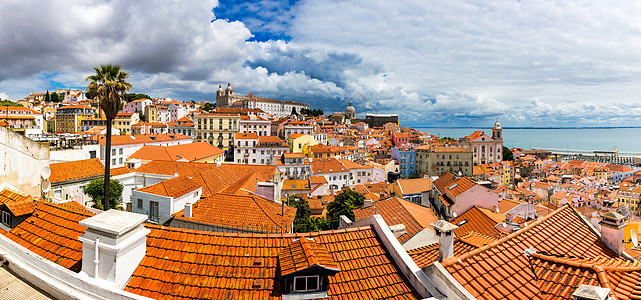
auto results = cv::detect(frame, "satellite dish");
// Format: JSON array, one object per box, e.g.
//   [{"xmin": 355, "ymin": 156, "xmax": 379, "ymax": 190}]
[
  {"xmin": 174, "ymin": 172, "xmax": 179, "ymax": 177},
  {"xmin": 452, "ymin": 212, "xmax": 458, "ymax": 218},
  {"xmin": 41, "ymin": 179, "xmax": 50, "ymax": 193},
  {"xmin": 41, "ymin": 167, "xmax": 51, "ymax": 180},
  {"xmin": 496, "ymin": 207, "xmax": 500, "ymax": 213},
  {"xmin": 502, "ymin": 222, "xmax": 507, "ymax": 228},
  {"xmin": 633, "ymin": 229, "xmax": 638, "ymax": 248}
]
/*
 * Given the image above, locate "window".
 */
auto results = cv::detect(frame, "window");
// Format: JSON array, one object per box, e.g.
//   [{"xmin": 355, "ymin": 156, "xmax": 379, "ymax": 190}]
[
  {"xmin": 137, "ymin": 199, "xmax": 143, "ymax": 209},
  {"xmin": 119, "ymin": 157, "xmax": 123, "ymax": 164},
  {"xmin": 293, "ymin": 275, "xmax": 320, "ymax": 292},
  {"xmin": 112, "ymin": 149, "xmax": 116, "ymax": 155},
  {"xmin": 120, "ymin": 148, "xmax": 123, "ymax": 155},
  {"xmin": 150, "ymin": 201, "xmax": 159, "ymax": 222},
  {"xmin": 2, "ymin": 211, "xmax": 10, "ymax": 227}
]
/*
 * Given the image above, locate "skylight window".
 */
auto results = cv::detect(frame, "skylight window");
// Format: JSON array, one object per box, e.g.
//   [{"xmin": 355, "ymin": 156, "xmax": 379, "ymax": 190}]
[{"xmin": 448, "ymin": 183, "xmax": 458, "ymax": 190}]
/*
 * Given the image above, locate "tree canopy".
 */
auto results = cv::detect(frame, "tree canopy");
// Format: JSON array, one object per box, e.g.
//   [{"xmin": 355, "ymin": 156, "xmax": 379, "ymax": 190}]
[
  {"xmin": 503, "ymin": 146, "xmax": 514, "ymax": 161},
  {"xmin": 50, "ymin": 92, "xmax": 60, "ymax": 103},
  {"xmin": 288, "ymin": 196, "xmax": 331, "ymax": 232},
  {"xmin": 125, "ymin": 93, "xmax": 151, "ymax": 102},
  {"xmin": 300, "ymin": 108, "xmax": 324, "ymax": 117},
  {"xmin": 82, "ymin": 178, "xmax": 123, "ymax": 210},
  {"xmin": 327, "ymin": 189, "xmax": 365, "ymax": 227},
  {"xmin": 201, "ymin": 102, "xmax": 215, "ymax": 112}
]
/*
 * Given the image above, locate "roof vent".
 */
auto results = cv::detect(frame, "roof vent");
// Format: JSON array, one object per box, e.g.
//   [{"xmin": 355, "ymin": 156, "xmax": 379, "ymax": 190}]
[{"xmin": 572, "ymin": 284, "xmax": 610, "ymax": 300}]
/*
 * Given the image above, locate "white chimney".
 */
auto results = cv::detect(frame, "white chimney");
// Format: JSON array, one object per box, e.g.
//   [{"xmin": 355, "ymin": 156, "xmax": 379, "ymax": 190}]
[
  {"xmin": 389, "ymin": 224, "xmax": 406, "ymax": 238},
  {"xmin": 599, "ymin": 211, "xmax": 626, "ymax": 255},
  {"xmin": 572, "ymin": 284, "xmax": 610, "ymax": 300},
  {"xmin": 256, "ymin": 182, "xmax": 277, "ymax": 202},
  {"xmin": 79, "ymin": 210, "xmax": 150, "ymax": 289},
  {"xmin": 184, "ymin": 203, "xmax": 193, "ymax": 218},
  {"xmin": 430, "ymin": 220, "xmax": 459, "ymax": 262}
]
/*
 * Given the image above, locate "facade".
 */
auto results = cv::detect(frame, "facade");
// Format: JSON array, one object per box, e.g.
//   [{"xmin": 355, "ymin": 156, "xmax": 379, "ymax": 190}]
[
  {"xmin": 277, "ymin": 153, "xmax": 311, "ymax": 180},
  {"xmin": 239, "ymin": 115, "xmax": 270, "ymax": 136},
  {"xmin": 234, "ymin": 132, "xmax": 259, "ymax": 164},
  {"xmin": 99, "ymin": 134, "xmax": 193, "ymax": 168},
  {"xmin": 282, "ymin": 120, "xmax": 314, "ymax": 139},
  {"xmin": 194, "ymin": 112, "xmax": 240, "ymax": 151},
  {"xmin": 55, "ymin": 105, "xmax": 95, "ymax": 133},
  {"xmin": 256, "ymin": 136, "xmax": 289, "ymax": 165},
  {"xmin": 457, "ymin": 121, "xmax": 504, "ymax": 165},
  {"xmin": 112, "ymin": 112, "xmax": 140, "ymax": 135},
  {"xmin": 0, "ymin": 106, "xmax": 44, "ymax": 132},
  {"xmin": 391, "ymin": 145, "xmax": 417, "ymax": 178},
  {"xmin": 132, "ymin": 176, "xmax": 202, "ymax": 224},
  {"xmin": 365, "ymin": 113, "xmax": 398, "ymax": 128},
  {"xmin": 416, "ymin": 146, "xmax": 473, "ymax": 177},
  {"xmin": 122, "ymin": 98, "xmax": 151, "ymax": 113},
  {"xmin": 215, "ymin": 82, "xmax": 310, "ymax": 117},
  {"xmin": 167, "ymin": 116, "xmax": 194, "ymax": 137},
  {"xmin": 144, "ymin": 104, "xmax": 158, "ymax": 122},
  {"xmin": 288, "ymin": 133, "xmax": 316, "ymax": 153}
]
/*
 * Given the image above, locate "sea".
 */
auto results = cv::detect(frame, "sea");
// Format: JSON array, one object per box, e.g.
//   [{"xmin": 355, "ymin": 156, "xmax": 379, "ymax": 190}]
[{"xmin": 415, "ymin": 127, "xmax": 641, "ymax": 153}]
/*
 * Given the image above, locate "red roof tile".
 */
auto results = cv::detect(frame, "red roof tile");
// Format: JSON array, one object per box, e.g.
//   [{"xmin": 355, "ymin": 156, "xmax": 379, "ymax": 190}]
[
  {"xmin": 128, "ymin": 142, "xmax": 224, "ymax": 162},
  {"xmin": 173, "ymin": 193, "xmax": 295, "ymax": 233},
  {"xmin": 354, "ymin": 196, "xmax": 438, "ymax": 243},
  {"xmin": 452, "ymin": 206, "xmax": 506, "ymax": 237},
  {"xmin": 441, "ymin": 205, "xmax": 617, "ymax": 300},
  {"xmin": 279, "ymin": 237, "xmax": 340, "ymax": 276},
  {"xmin": 49, "ymin": 158, "xmax": 104, "ymax": 183},
  {"xmin": 4, "ymin": 197, "xmax": 36, "ymax": 216},
  {"xmin": 124, "ymin": 225, "xmax": 421, "ymax": 299},
  {"xmin": 2, "ymin": 199, "xmax": 94, "ymax": 272},
  {"xmin": 407, "ymin": 232, "xmax": 497, "ymax": 268},
  {"xmin": 137, "ymin": 175, "xmax": 201, "ymax": 198}
]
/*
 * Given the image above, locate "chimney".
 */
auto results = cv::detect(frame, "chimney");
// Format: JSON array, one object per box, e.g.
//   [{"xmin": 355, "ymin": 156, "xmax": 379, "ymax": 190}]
[
  {"xmin": 389, "ymin": 224, "xmax": 406, "ymax": 238},
  {"xmin": 430, "ymin": 220, "xmax": 459, "ymax": 262},
  {"xmin": 572, "ymin": 284, "xmax": 611, "ymax": 300},
  {"xmin": 599, "ymin": 211, "xmax": 626, "ymax": 255},
  {"xmin": 79, "ymin": 210, "xmax": 150, "ymax": 289},
  {"xmin": 256, "ymin": 182, "xmax": 276, "ymax": 202},
  {"xmin": 184, "ymin": 203, "xmax": 192, "ymax": 218},
  {"xmin": 363, "ymin": 199, "xmax": 373, "ymax": 208}
]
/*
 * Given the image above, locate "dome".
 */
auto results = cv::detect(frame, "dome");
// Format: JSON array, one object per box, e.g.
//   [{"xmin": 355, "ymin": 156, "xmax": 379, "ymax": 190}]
[
  {"xmin": 345, "ymin": 101, "xmax": 356, "ymax": 117},
  {"xmin": 217, "ymin": 84, "xmax": 224, "ymax": 93},
  {"xmin": 226, "ymin": 82, "xmax": 233, "ymax": 91},
  {"xmin": 493, "ymin": 120, "xmax": 501, "ymax": 129}
]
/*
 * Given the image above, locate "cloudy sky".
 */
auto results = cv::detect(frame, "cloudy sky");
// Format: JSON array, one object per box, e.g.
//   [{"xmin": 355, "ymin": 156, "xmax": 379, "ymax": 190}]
[{"xmin": 2, "ymin": 0, "xmax": 641, "ymax": 127}]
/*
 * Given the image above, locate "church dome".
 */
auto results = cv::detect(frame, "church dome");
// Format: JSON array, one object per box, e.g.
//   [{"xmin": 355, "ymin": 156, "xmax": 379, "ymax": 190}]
[
  {"xmin": 218, "ymin": 84, "xmax": 224, "ymax": 93},
  {"xmin": 345, "ymin": 101, "xmax": 356, "ymax": 118},
  {"xmin": 493, "ymin": 120, "xmax": 501, "ymax": 129},
  {"xmin": 226, "ymin": 82, "xmax": 233, "ymax": 91}
]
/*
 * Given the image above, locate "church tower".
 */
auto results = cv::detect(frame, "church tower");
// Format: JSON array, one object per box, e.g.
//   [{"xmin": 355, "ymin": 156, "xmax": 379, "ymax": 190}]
[
  {"xmin": 216, "ymin": 82, "xmax": 235, "ymax": 108},
  {"xmin": 492, "ymin": 120, "xmax": 503, "ymax": 141}
]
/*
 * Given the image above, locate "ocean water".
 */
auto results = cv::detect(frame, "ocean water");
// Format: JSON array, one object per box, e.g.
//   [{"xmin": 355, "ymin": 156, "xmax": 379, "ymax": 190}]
[{"xmin": 415, "ymin": 127, "xmax": 641, "ymax": 153}]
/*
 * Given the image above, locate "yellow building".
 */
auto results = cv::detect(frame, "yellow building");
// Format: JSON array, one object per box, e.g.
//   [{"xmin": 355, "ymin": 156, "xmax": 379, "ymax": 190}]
[
  {"xmin": 113, "ymin": 112, "xmax": 140, "ymax": 135},
  {"xmin": 54, "ymin": 104, "xmax": 95, "ymax": 133},
  {"xmin": 144, "ymin": 104, "xmax": 158, "ymax": 122},
  {"xmin": 617, "ymin": 185, "xmax": 641, "ymax": 214},
  {"xmin": 194, "ymin": 112, "xmax": 240, "ymax": 151},
  {"xmin": 288, "ymin": 133, "xmax": 316, "ymax": 153}
]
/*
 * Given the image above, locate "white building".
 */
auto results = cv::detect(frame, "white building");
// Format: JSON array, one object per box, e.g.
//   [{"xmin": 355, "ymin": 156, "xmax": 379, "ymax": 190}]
[
  {"xmin": 239, "ymin": 115, "xmax": 271, "ymax": 137},
  {"xmin": 100, "ymin": 134, "xmax": 193, "ymax": 168},
  {"xmin": 277, "ymin": 153, "xmax": 311, "ymax": 180},
  {"xmin": 131, "ymin": 175, "xmax": 202, "ymax": 224},
  {"xmin": 282, "ymin": 120, "xmax": 314, "ymax": 139},
  {"xmin": 122, "ymin": 98, "xmax": 152, "ymax": 114},
  {"xmin": 457, "ymin": 121, "xmax": 504, "ymax": 165},
  {"xmin": 215, "ymin": 82, "xmax": 309, "ymax": 117}
]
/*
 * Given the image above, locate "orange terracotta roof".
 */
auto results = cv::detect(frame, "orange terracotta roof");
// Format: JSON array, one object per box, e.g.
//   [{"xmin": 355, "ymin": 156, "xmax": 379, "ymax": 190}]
[
  {"xmin": 128, "ymin": 142, "xmax": 223, "ymax": 162},
  {"xmin": 441, "ymin": 204, "xmax": 617, "ymax": 300},
  {"xmin": 125, "ymin": 225, "xmax": 421, "ymax": 299},
  {"xmin": 279, "ymin": 237, "xmax": 340, "ymax": 276},
  {"xmin": 136, "ymin": 175, "xmax": 201, "ymax": 198},
  {"xmin": 110, "ymin": 166, "xmax": 132, "ymax": 176},
  {"xmin": 497, "ymin": 198, "xmax": 523, "ymax": 213},
  {"xmin": 396, "ymin": 178, "xmax": 433, "ymax": 194},
  {"xmin": 452, "ymin": 206, "xmax": 506, "ymax": 237},
  {"xmin": 2, "ymin": 199, "xmax": 94, "ymax": 272},
  {"xmin": 4, "ymin": 197, "xmax": 36, "ymax": 216},
  {"xmin": 189, "ymin": 164, "xmax": 277, "ymax": 198},
  {"xmin": 257, "ymin": 136, "xmax": 287, "ymax": 146},
  {"xmin": 99, "ymin": 134, "xmax": 191, "ymax": 146},
  {"xmin": 407, "ymin": 232, "xmax": 497, "ymax": 268},
  {"xmin": 49, "ymin": 158, "xmax": 104, "ymax": 183},
  {"xmin": 282, "ymin": 179, "xmax": 310, "ymax": 190},
  {"xmin": 136, "ymin": 160, "xmax": 218, "ymax": 176},
  {"xmin": 433, "ymin": 173, "xmax": 477, "ymax": 200},
  {"xmin": 0, "ymin": 188, "xmax": 30, "ymax": 205},
  {"xmin": 288, "ymin": 133, "xmax": 307, "ymax": 139},
  {"xmin": 465, "ymin": 131, "xmax": 494, "ymax": 142},
  {"xmin": 235, "ymin": 132, "xmax": 258, "ymax": 139},
  {"xmin": 354, "ymin": 196, "xmax": 438, "ymax": 243},
  {"xmin": 173, "ymin": 193, "xmax": 295, "ymax": 232},
  {"xmin": 309, "ymin": 175, "xmax": 328, "ymax": 184}
]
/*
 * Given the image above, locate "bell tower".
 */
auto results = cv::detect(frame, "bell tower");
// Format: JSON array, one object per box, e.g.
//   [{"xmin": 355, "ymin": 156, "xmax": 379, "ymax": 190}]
[{"xmin": 492, "ymin": 120, "xmax": 502, "ymax": 141}]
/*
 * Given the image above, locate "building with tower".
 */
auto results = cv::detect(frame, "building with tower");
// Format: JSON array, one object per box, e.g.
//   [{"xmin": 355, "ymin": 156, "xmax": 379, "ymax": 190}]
[
  {"xmin": 214, "ymin": 82, "xmax": 309, "ymax": 117},
  {"xmin": 345, "ymin": 101, "xmax": 355, "ymax": 119},
  {"xmin": 457, "ymin": 121, "xmax": 504, "ymax": 165}
]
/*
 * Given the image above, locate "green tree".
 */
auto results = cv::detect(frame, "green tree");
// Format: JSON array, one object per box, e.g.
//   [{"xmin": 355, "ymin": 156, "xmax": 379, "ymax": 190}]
[
  {"xmin": 85, "ymin": 90, "xmax": 97, "ymax": 100},
  {"xmin": 0, "ymin": 100, "xmax": 22, "ymax": 107},
  {"xmin": 291, "ymin": 107, "xmax": 297, "ymax": 115},
  {"xmin": 44, "ymin": 91, "xmax": 50, "ymax": 102},
  {"xmin": 202, "ymin": 102, "xmax": 215, "ymax": 112},
  {"xmin": 82, "ymin": 178, "xmax": 123, "ymax": 210},
  {"xmin": 87, "ymin": 64, "xmax": 132, "ymax": 210},
  {"xmin": 50, "ymin": 92, "xmax": 59, "ymax": 103},
  {"xmin": 327, "ymin": 189, "xmax": 365, "ymax": 227},
  {"xmin": 125, "ymin": 93, "xmax": 151, "ymax": 102},
  {"xmin": 503, "ymin": 146, "xmax": 514, "ymax": 161},
  {"xmin": 288, "ymin": 196, "xmax": 311, "ymax": 233}
]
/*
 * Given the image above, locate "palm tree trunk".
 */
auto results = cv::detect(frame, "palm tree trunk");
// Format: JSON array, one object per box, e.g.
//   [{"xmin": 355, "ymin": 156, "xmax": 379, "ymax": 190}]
[{"xmin": 103, "ymin": 120, "xmax": 112, "ymax": 210}]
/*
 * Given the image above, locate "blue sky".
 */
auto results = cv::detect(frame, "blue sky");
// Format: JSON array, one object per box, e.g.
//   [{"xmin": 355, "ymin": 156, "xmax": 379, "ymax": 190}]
[{"xmin": 1, "ymin": 0, "xmax": 641, "ymax": 127}]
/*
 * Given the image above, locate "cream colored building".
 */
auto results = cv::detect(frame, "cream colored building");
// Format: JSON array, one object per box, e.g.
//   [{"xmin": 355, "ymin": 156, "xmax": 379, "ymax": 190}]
[
  {"xmin": 416, "ymin": 146, "xmax": 473, "ymax": 177},
  {"xmin": 194, "ymin": 112, "xmax": 240, "ymax": 152},
  {"xmin": 457, "ymin": 121, "xmax": 503, "ymax": 165}
]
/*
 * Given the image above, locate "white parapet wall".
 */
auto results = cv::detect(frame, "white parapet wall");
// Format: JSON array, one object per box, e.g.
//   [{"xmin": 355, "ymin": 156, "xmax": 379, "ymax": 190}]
[{"xmin": 0, "ymin": 232, "xmax": 151, "ymax": 300}]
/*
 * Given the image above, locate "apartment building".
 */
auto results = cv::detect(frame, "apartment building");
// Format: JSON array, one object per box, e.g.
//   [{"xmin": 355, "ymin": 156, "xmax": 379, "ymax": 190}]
[
  {"xmin": 54, "ymin": 104, "xmax": 95, "ymax": 133},
  {"xmin": 416, "ymin": 146, "xmax": 473, "ymax": 177},
  {"xmin": 194, "ymin": 112, "xmax": 240, "ymax": 152}
]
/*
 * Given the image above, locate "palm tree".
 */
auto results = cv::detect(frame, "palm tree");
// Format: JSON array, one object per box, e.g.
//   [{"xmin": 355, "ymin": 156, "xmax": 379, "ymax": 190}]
[{"xmin": 86, "ymin": 64, "xmax": 131, "ymax": 210}]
